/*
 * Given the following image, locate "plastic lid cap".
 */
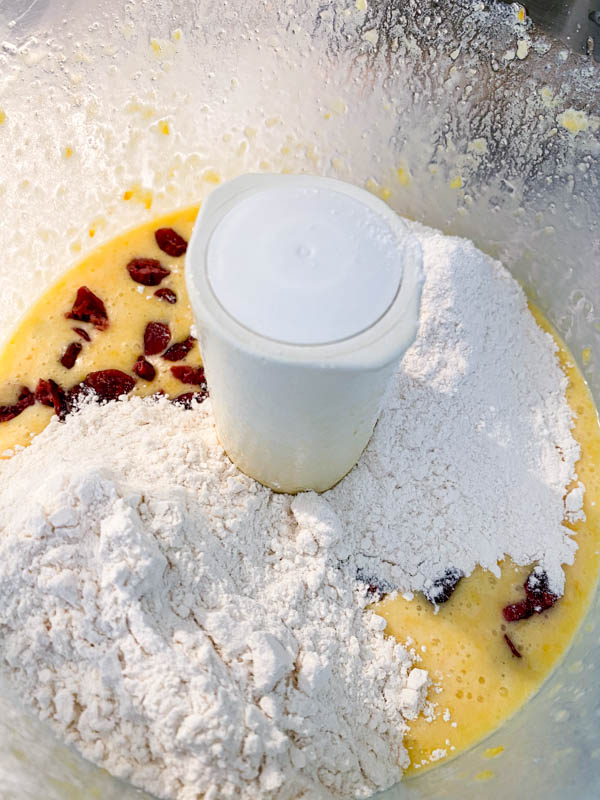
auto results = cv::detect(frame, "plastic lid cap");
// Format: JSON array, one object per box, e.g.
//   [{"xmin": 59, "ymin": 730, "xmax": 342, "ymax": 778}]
[{"xmin": 206, "ymin": 184, "xmax": 405, "ymax": 345}]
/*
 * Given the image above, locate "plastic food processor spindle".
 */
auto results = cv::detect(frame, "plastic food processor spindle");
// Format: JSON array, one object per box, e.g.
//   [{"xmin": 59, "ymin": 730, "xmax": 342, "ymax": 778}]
[{"xmin": 186, "ymin": 174, "xmax": 424, "ymax": 492}]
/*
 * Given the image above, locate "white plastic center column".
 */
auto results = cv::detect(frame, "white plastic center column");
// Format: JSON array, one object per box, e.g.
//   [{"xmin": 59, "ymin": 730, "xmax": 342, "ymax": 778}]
[
  {"xmin": 207, "ymin": 186, "xmax": 403, "ymax": 345},
  {"xmin": 186, "ymin": 174, "xmax": 423, "ymax": 493}
]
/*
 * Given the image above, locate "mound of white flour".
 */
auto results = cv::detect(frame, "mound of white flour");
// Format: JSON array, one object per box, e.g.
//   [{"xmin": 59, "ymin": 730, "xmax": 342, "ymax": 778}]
[
  {"xmin": 0, "ymin": 397, "xmax": 428, "ymax": 800},
  {"xmin": 328, "ymin": 231, "xmax": 582, "ymax": 597},
  {"xmin": 0, "ymin": 226, "xmax": 584, "ymax": 799}
]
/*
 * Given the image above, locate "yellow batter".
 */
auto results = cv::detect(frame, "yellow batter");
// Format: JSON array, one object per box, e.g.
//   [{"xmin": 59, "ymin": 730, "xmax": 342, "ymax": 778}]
[
  {"xmin": 0, "ymin": 208, "xmax": 598, "ymax": 778},
  {"xmin": 0, "ymin": 207, "xmax": 199, "ymax": 454}
]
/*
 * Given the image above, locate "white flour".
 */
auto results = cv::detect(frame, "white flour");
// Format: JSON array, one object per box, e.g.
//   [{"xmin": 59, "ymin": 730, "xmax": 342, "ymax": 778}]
[
  {"xmin": 0, "ymin": 398, "xmax": 428, "ymax": 800},
  {"xmin": 328, "ymin": 230, "xmax": 583, "ymax": 597},
  {"xmin": 0, "ymin": 225, "xmax": 584, "ymax": 800}
]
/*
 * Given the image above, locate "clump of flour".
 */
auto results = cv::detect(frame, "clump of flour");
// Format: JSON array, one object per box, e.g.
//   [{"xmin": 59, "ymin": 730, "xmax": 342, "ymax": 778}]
[
  {"xmin": 0, "ymin": 224, "xmax": 584, "ymax": 799},
  {"xmin": 0, "ymin": 397, "xmax": 427, "ymax": 800}
]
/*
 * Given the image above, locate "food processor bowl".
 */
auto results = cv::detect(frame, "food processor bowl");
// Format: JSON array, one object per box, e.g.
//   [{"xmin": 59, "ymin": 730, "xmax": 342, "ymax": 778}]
[{"xmin": 0, "ymin": 0, "xmax": 598, "ymax": 797}]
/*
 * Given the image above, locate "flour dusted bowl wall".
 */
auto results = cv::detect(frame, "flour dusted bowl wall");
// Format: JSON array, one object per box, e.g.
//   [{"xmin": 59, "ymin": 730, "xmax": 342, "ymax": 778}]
[{"xmin": 0, "ymin": 0, "xmax": 599, "ymax": 798}]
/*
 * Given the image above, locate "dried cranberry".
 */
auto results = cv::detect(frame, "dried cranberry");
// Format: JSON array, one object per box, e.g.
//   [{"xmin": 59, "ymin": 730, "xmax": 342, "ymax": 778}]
[
  {"xmin": 66, "ymin": 383, "xmax": 86, "ymax": 411},
  {"xmin": 48, "ymin": 380, "xmax": 69, "ymax": 421},
  {"xmin": 127, "ymin": 258, "xmax": 170, "ymax": 286},
  {"xmin": 502, "ymin": 599, "xmax": 534, "ymax": 622},
  {"xmin": 66, "ymin": 286, "xmax": 109, "ymax": 330},
  {"xmin": 144, "ymin": 322, "xmax": 171, "ymax": 356},
  {"xmin": 162, "ymin": 335, "xmax": 196, "ymax": 362},
  {"xmin": 133, "ymin": 356, "xmax": 156, "ymax": 382},
  {"xmin": 82, "ymin": 370, "xmax": 136, "ymax": 401},
  {"xmin": 36, "ymin": 378, "xmax": 68, "ymax": 419},
  {"xmin": 356, "ymin": 568, "xmax": 392, "ymax": 598},
  {"xmin": 60, "ymin": 341, "xmax": 83, "ymax": 369},
  {"xmin": 35, "ymin": 379, "xmax": 54, "ymax": 407},
  {"xmin": 170, "ymin": 365, "xmax": 206, "ymax": 386},
  {"xmin": 154, "ymin": 287, "xmax": 177, "ymax": 304},
  {"xmin": 504, "ymin": 633, "xmax": 522, "ymax": 659},
  {"xmin": 17, "ymin": 386, "xmax": 34, "ymax": 405},
  {"xmin": 72, "ymin": 327, "xmax": 91, "ymax": 342},
  {"xmin": 425, "ymin": 567, "xmax": 464, "ymax": 605},
  {"xmin": 502, "ymin": 568, "xmax": 558, "ymax": 622},
  {"xmin": 524, "ymin": 568, "xmax": 558, "ymax": 612},
  {"xmin": 0, "ymin": 386, "xmax": 35, "ymax": 423},
  {"xmin": 171, "ymin": 391, "xmax": 207, "ymax": 408},
  {"xmin": 155, "ymin": 228, "xmax": 188, "ymax": 257}
]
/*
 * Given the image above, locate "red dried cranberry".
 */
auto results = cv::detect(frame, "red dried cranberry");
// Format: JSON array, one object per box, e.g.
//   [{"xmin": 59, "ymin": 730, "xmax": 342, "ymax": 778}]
[
  {"xmin": 127, "ymin": 258, "xmax": 170, "ymax": 286},
  {"xmin": 502, "ymin": 599, "xmax": 534, "ymax": 622},
  {"xmin": 170, "ymin": 365, "xmax": 206, "ymax": 386},
  {"xmin": 66, "ymin": 286, "xmax": 109, "ymax": 330},
  {"xmin": 144, "ymin": 322, "xmax": 171, "ymax": 356},
  {"xmin": 162, "ymin": 335, "xmax": 196, "ymax": 362},
  {"xmin": 35, "ymin": 379, "xmax": 54, "ymax": 407},
  {"xmin": 49, "ymin": 380, "xmax": 69, "ymax": 421},
  {"xmin": 18, "ymin": 386, "xmax": 34, "ymax": 405},
  {"xmin": 66, "ymin": 382, "xmax": 86, "ymax": 410},
  {"xmin": 82, "ymin": 370, "xmax": 136, "ymax": 401},
  {"xmin": 133, "ymin": 356, "xmax": 156, "ymax": 382},
  {"xmin": 502, "ymin": 568, "xmax": 559, "ymax": 622},
  {"xmin": 155, "ymin": 228, "xmax": 188, "ymax": 257},
  {"xmin": 425, "ymin": 567, "xmax": 464, "ymax": 605},
  {"xmin": 524, "ymin": 568, "xmax": 558, "ymax": 612},
  {"xmin": 154, "ymin": 287, "xmax": 177, "ymax": 304},
  {"xmin": 72, "ymin": 327, "xmax": 91, "ymax": 342},
  {"xmin": 171, "ymin": 391, "xmax": 207, "ymax": 408},
  {"xmin": 35, "ymin": 379, "xmax": 68, "ymax": 419},
  {"xmin": 504, "ymin": 633, "xmax": 522, "ymax": 658},
  {"xmin": 60, "ymin": 341, "xmax": 83, "ymax": 369},
  {"xmin": 355, "ymin": 569, "xmax": 392, "ymax": 598},
  {"xmin": 0, "ymin": 386, "xmax": 35, "ymax": 423}
]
